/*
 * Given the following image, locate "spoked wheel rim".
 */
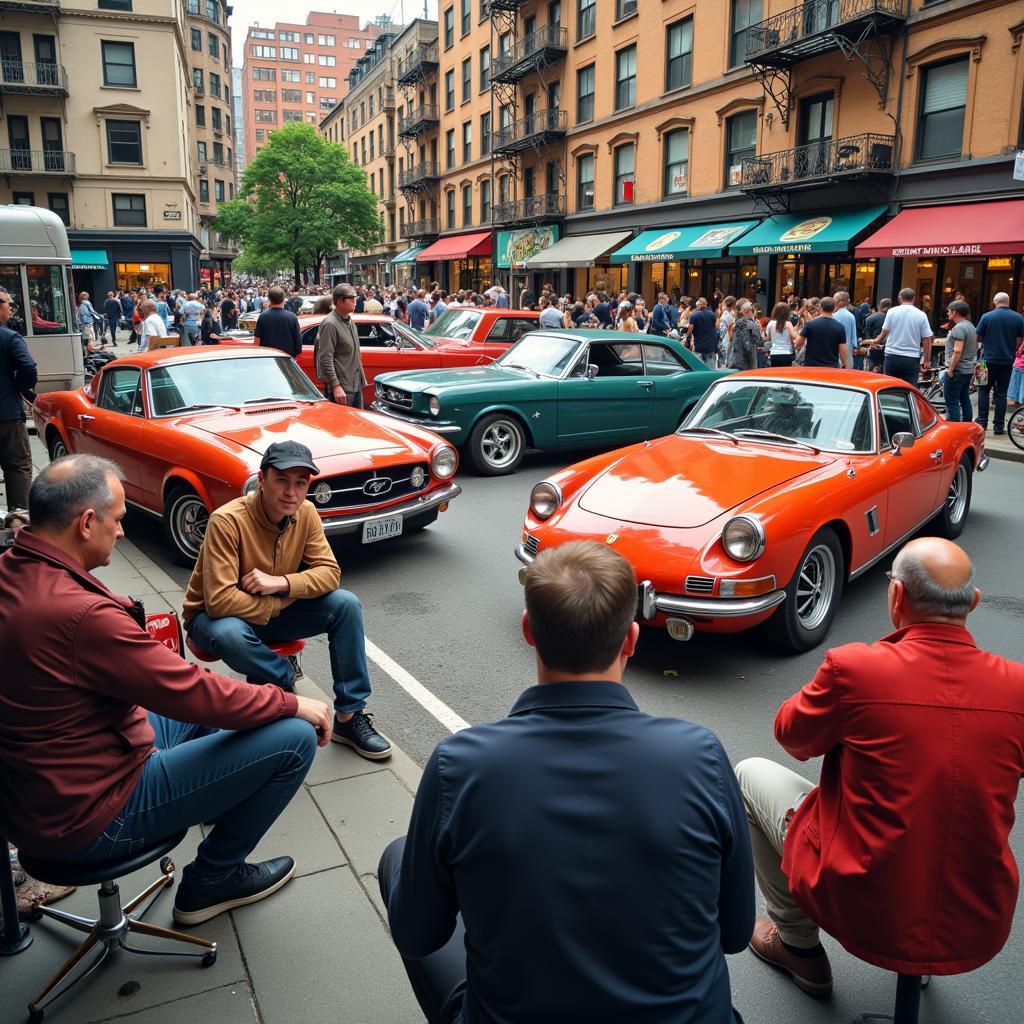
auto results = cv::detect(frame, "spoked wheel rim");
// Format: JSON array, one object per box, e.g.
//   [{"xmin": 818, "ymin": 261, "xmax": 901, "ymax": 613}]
[
  {"xmin": 480, "ymin": 419, "xmax": 522, "ymax": 469},
  {"xmin": 795, "ymin": 543, "xmax": 836, "ymax": 631},
  {"xmin": 1008, "ymin": 409, "xmax": 1024, "ymax": 451},
  {"xmin": 946, "ymin": 463, "xmax": 969, "ymax": 526},
  {"xmin": 171, "ymin": 495, "xmax": 209, "ymax": 559}
]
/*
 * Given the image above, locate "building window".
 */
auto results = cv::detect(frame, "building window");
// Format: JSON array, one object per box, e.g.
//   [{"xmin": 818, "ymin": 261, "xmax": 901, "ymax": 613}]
[
  {"xmin": 729, "ymin": 0, "xmax": 762, "ymax": 68},
  {"xmin": 209, "ymin": 72, "xmax": 221, "ymax": 98},
  {"xmin": 444, "ymin": 7, "xmax": 455, "ymax": 48},
  {"xmin": 460, "ymin": 0, "xmax": 471, "ymax": 35},
  {"xmin": 916, "ymin": 58, "xmax": 969, "ymax": 161},
  {"xmin": 252, "ymin": 67, "xmax": 275, "ymax": 81},
  {"xmin": 615, "ymin": 46, "xmax": 636, "ymax": 111},
  {"xmin": 106, "ymin": 119, "xmax": 142, "ymax": 164},
  {"xmin": 253, "ymin": 89, "xmax": 275, "ymax": 102},
  {"xmin": 576, "ymin": 64, "xmax": 594, "ymax": 124},
  {"xmin": 663, "ymin": 129, "xmax": 689, "ymax": 196},
  {"xmin": 480, "ymin": 177, "xmax": 490, "ymax": 222},
  {"xmin": 198, "ymin": 140, "xmax": 207, "ymax": 163},
  {"xmin": 462, "ymin": 121, "xmax": 472, "ymax": 162},
  {"xmin": 255, "ymin": 109, "xmax": 277, "ymax": 123},
  {"xmin": 446, "ymin": 189, "xmax": 456, "ymax": 229},
  {"xmin": 318, "ymin": 54, "xmax": 336, "ymax": 66},
  {"xmin": 193, "ymin": 68, "xmax": 204, "ymax": 92},
  {"xmin": 283, "ymin": 110, "xmax": 303, "ymax": 123},
  {"xmin": 208, "ymin": 33, "xmax": 219, "ymax": 58},
  {"xmin": 576, "ymin": 152, "xmax": 594, "ymax": 210},
  {"xmin": 303, "ymin": 53, "xmax": 315, "ymax": 64},
  {"xmin": 215, "ymin": 179, "xmax": 225, "ymax": 202},
  {"xmin": 281, "ymin": 88, "xmax": 301, "ymax": 102},
  {"xmin": 47, "ymin": 192, "xmax": 70, "ymax": 226},
  {"xmin": 725, "ymin": 110, "xmax": 757, "ymax": 187},
  {"xmin": 318, "ymin": 34, "xmax": 336, "ymax": 46},
  {"xmin": 445, "ymin": 69, "xmax": 455, "ymax": 112},
  {"xmin": 112, "ymin": 193, "xmax": 146, "ymax": 226},
  {"xmin": 462, "ymin": 184, "xmax": 472, "ymax": 225},
  {"xmin": 281, "ymin": 69, "xmax": 299, "ymax": 82},
  {"xmin": 255, "ymin": 128, "xmax": 265, "ymax": 141},
  {"xmin": 480, "ymin": 46, "xmax": 490, "ymax": 91},
  {"xmin": 481, "ymin": 111, "xmax": 491, "ymax": 156},
  {"xmin": 577, "ymin": 0, "xmax": 596, "ymax": 40},
  {"xmin": 666, "ymin": 18, "xmax": 693, "ymax": 92},
  {"xmin": 250, "ymin": 45, "xmax": 276, "ymax": 59},
  {"xmin": 98, "ymin": 0, "xmax": 132, "ymax": 9},
  {"xmin": 191, "ymin": 28, "xmax": 202, "ymax": 51},
  {"xmin": 205, "ymin": 0, "xmax": 216, "ymax": 22},
  {"xmin": 446, "ymin": 128, "xmax": 456, "ymax": 169},
  {"xmin": 462, "ymin": 57, "xmax": 472, "ymax": 103},
  {"xmin": 211, "ymin": 107, "xmax": 222, "ymax": 131},
  {"xmin": 101, "ymin": 41, "xmax": 137, "ymax": 87},
  {"xmin": 278, "ymin": 31, "xmax": 298, "ymax": 42},
  {"xmin": 213, "ymin": 141, "xmax": 224, "ymax": 163},
  {"xmin": 199, "ymin": 178, "xmax": 210, "ymax": 203},
  {"xmin": 280, "ymin": 47, "xmax": 299, "ymax": 61},
  {"xmin": 318, "ymin": 76, "xmax": 336, "ymax": 88},
  {"xmin": 306, "ymin": 71, "xmax": 315, "ymax": 84},
  {"xmin": 195, "ymin": 104, "xmax": 206, "ymax": 126},
  {"xmin": 613, "ymin": 143, "xmax": 634, "ymax": 205}
]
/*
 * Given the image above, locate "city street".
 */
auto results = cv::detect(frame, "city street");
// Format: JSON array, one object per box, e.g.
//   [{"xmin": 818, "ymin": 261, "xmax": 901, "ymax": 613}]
[{"xmin": 126, "ymin": 448, "xmax": 1024, "ymax": 1024}]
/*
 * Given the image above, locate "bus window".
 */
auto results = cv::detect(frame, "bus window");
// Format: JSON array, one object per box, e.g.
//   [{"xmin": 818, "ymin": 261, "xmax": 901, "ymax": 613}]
[
  {"xmin": 0, "ymin": 264, "xmax": 27, "ymax": 336},
  {"xmin": 26, "ymin": 265, "xmax": 68, "ymax": 335}
]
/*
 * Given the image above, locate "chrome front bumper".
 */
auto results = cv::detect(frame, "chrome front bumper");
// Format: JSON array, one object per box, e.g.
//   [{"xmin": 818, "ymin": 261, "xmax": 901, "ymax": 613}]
[
  {"xmin": 977, "ymin": 454, "xmax": 990, "ymax": 472},
  {"xmin": 369, "ymin": 401, "xmax": 463, "ymax": 435},
  {"xmin": 515, "ymin": 544, "xmax": 787, "ymax": 619},
  {"xmin": 321, "ymin": 482, "xmax": 461, "ymax": 536}
]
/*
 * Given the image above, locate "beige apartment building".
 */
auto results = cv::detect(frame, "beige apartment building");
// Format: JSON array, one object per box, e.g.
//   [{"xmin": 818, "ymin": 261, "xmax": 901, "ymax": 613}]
[{"xmin": 1, "ymin": 0, "xmax": 204, "ymax": 294}]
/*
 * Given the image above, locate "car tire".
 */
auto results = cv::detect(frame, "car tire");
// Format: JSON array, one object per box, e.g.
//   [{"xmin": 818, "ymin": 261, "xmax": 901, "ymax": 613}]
[
  {"xmin": 933, "ymin": 455, "xmax": 972, "ymax": 539},
  {"xmin": 467, "ymin": 414, "xmax": 526, "ymax": 476},
  {"xmin": 47, "ymin": 431, "xmax": 70, "ymax": 461},
  {"xmin": 163, "ymin": 485, "xmax": 210, "ymax": 564},
  {"xmin": 771, "ymin": 527, "xmax": 844, "ymax": 653}
]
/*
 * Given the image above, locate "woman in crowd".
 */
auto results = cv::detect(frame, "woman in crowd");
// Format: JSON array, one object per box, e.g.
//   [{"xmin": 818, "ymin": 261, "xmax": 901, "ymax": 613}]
[{"xmin": 764, "ymin": 302, "xmax": 801, "ymax": 368}]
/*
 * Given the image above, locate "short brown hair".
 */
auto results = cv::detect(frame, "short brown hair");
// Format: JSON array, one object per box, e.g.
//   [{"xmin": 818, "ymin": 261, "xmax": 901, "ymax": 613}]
[
  {"xmin": 524, "ymin": 541, "xmax": 637, "ymax": 673},
  {"xmin": 268, "ymin": 286, "xmax": 285, "ymax": 305}
]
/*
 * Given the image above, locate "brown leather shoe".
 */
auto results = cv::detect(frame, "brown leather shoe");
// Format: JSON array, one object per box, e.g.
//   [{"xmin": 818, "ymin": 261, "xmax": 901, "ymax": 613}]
[{"xmin": 748, "ymin": 917, "xmax": 833, "ymax": 996}]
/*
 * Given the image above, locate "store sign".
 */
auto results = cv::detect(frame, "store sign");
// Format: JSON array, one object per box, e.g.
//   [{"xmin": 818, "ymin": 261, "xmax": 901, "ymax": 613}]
[
  {"xmin": 691, "ymin": 224, "xmax": 749, "ymax": 250},
  {"xmin": 987, "ymin": 257, "xmax": 1013, "ymax": 269},
  {"xmin": 200, "ymin": 268, "xmax": 212, "ymax": 282},
  {"xmin": 163, "ymin": 210, "xmax": 183, "ymax": 221},
  {"xmin": 503, "ymin": 225, "xmax": 559, "ymax": 268},
  {"xmin": 890, "ymin": 245, "xmax": 984, "ymax": 257},
  {"xmin": 752, "ymin": 216, "xmax": 834, "ymax": 254},
  {"xmin": 628, "ymin": 230, "xmax": 683, "ymax": 262}
]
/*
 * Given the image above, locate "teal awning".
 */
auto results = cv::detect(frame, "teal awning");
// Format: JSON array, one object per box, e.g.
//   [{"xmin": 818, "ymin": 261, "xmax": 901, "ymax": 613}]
[
  {"xmin": 70, "ymin": 249, "xmax": 109, "ymax": 270},
  {"xmin": 609, "ymin": 221, "xmax": 759, "ymax": 263},
  {"xmin": 391, "ymin": 245, "xmax": 425, "ymax": 265},
  {"xmin": 729, "ymin": 207, "xmax": 888, "ymax": 256}
]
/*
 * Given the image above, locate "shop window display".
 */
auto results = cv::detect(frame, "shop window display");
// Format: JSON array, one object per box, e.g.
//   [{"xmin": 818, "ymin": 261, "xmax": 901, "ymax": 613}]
[{"xmin": 25, "ymin": 265, "xmax": 69, "ymax": 334}]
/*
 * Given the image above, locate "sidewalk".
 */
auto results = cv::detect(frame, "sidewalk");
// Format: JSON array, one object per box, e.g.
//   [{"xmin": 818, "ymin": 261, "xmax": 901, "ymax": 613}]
[{"xmin": 3, "ymin": 433, "xmax": 426, "ymax": 1023}]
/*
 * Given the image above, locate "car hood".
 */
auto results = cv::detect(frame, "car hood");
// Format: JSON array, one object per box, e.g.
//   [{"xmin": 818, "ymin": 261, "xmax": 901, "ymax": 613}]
[
  {"xmin": 578, "ymin": 435, "xmax": 835, "ymax": 528},
  {"xmin": 187, "ymin": 403, "xmax": 408, "ymax": 458},
  {"xmin": 375, "ymin": 365, "xmax": 534, "ymax": 394}
]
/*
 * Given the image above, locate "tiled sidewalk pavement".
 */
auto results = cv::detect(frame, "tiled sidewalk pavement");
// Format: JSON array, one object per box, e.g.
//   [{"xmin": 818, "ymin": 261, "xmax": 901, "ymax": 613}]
[{"xmin": 2, "ymin": 433, "xmax": 426, "ymax": 1024}]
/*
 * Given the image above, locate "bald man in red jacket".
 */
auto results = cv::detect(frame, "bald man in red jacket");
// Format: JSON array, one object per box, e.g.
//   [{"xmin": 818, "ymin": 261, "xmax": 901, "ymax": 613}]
[{"xmin": 736, "ymin": 537, "xmax": 1024, "ymax": 995}]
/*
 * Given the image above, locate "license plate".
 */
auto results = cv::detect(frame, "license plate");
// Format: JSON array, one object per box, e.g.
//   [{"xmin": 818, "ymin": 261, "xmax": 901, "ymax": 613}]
[{"xmin": 362, "ymin": 514, "xmax": 403, "ymax": 544}]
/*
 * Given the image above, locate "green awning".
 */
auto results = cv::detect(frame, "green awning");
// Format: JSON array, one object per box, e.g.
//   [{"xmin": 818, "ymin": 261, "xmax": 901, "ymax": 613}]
[
  {"xmin": 729, "ymin": 207, "xmax": 888, "ymax": 256},
  {"xmin": 391, "ymin": 245, "xmax": 424, "ymax": 265},
  {"xmin": 496, "ymin": 225, "xmax": 560, "ymax": 268},
  {"xmin": 70, "ymin": 249, "xmax": 109, "ymax": 270},
  {"xmin": 609, "ymin": 221, "xmax": 760, "ymax": 263}
]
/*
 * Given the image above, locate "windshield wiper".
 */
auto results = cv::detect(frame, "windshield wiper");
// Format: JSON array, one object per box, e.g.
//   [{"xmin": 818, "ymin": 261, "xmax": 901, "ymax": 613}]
[
  {"xmin": 242, "ymin": 395, "xmax": 317, "ymax": 405},
  {"xmin": 677, "ymin": 425, "xmax": 738, "ymax": 444},
  {"xmin": 161, "ymin": 402, "xmax": 239, "ymax": 415},
  {"xmin": 733, "ymin": 429, "xmax": 820, "ymax": 454},
  {"xmin": 500, "ymin": 362, "xmax": 540, "ymax": 377}
]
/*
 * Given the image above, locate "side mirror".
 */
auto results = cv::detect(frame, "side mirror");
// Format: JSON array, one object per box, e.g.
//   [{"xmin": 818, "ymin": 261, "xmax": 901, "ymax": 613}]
[
  {"xmin": 890, "ymin": 431, "xmax": 915, "ymax": 455},
  {"xmin": 586, "ymin": 364, "xmax": 599, "ymax": 380}
]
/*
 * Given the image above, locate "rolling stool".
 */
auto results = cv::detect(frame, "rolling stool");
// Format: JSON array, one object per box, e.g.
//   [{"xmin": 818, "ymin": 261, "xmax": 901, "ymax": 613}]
[
  {"xmin": 185, "ymin": 635, "xmax": 305, "ymax": 680},
  {"xmin": 854, "ymin": 973, "xmax": 931, "ymax": 1022},
  {"xmin": 18, "ymin": 830, "xmax": 216, "ymax": 1022}
]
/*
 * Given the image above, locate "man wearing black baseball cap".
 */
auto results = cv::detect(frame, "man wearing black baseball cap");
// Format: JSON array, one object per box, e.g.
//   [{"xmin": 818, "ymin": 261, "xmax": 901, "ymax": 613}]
[{"xmin": 182, "ymin": 440, "xmax": 391, "ymax": 759}]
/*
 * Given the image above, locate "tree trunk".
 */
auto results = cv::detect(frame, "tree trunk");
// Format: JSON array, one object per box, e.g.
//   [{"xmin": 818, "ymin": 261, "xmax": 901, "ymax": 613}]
[{"xmin": 293, "ymin": 255, "xmax": 301, "ymax": 289}]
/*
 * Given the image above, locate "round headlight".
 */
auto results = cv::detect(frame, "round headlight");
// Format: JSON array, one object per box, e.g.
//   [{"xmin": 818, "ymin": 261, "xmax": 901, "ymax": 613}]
[
  {"xmin": 529, "ymin": 481, "xmax": 563, "ymax": 520},
  {"xmin": 722, "ymin": 516, "xmax": 766, "ymax": 562},
  {"xmin": 242, "ymin": 474, "xmax": 259, "ymax": 496},
  {"xmin": 428, "ymin": 395, "xmax": 440, "ymax": 417},
  {"xmin": 410, "ymin": 465, "xmax": 426, "ymax": 488},
  {"xmin": 431, "ymin": 445, "xmax": 457, "ymax": 479}
]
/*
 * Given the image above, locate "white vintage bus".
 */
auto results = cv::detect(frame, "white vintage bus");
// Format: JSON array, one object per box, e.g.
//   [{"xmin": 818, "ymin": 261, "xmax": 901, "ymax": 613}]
[{"xmin": 0, "ymin": 204, "xmax": 83, "ymax": 393}]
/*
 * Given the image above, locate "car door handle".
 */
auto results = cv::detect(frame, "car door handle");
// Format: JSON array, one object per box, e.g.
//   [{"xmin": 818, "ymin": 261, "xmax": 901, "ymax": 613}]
[
  {"xmin": 930, "ymin": 449, "xmax": 943, "ymax": 461},
  {"xmin": 637, "ymin": 380, "xmax": 654, "ymax": 389},
  {"xmin": 79, "ymin": 414, "xmax": 95, "ymax": 424}
]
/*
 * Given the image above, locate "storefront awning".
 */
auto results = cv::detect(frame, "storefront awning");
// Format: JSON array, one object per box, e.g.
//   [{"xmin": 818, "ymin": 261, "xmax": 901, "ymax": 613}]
[
  {"xmin": 417, "ymin": 231, "xmax": 492, "ymax": 262},
  {"xmin": 610, "ymin": 221, "xmax": 760, "ymax": 263},
  {"xmin": 730, "ymin": 207, "xmax": 887, "ymax": 256},
  {"xmin": 522, "ymin": 231, "xmax": 631, "ymax": 269},
  {"xmin": 854, "ymin": 199, "xmax": 1024, "ymax": 259},
  {"xmin": 391, "ymin": 245, "xmax": 425, "ymax": 265},
  {"xmin": 70, "ymin": 249, "xmax": 109, "ymax": 270},
  {"xmin": 497, "ymin": 226, "xmax": 560, "ymax": 268}
]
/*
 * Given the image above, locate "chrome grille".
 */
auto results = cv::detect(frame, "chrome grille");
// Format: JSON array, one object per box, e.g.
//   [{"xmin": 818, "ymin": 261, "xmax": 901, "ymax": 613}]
[
  {"xmin": 523, "ymin": 533, "xmax": 540, "ymax": 557},
  {"xmin": 375, "ymin": 383, "xmax": 413, "ymax": 410},
  {"xmin": 310, "ymin": 463, "xmax": 429, "ymax": 512},
  {"xmin": 685, "ymin": 575, "xmax": 715, "ymax": 595}
]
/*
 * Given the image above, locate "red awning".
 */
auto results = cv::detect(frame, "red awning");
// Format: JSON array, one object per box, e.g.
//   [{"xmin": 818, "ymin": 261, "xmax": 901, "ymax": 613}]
[
  {"xmin": 855, "ymin": 199, "xmax": 1024, "ymax": 259},
  {"xmin": 416, "ymin": 231, "xmax": 492, "ymax": 262}
]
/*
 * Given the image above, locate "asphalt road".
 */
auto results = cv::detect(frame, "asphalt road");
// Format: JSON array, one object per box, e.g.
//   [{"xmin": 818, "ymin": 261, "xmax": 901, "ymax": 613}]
[{"xmin": 129, "ymin": 454, "xmax": 1023, "ymax": 1024}]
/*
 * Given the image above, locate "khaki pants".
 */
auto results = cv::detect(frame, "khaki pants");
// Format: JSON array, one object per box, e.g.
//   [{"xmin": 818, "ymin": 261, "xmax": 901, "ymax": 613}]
[
  {"xmin": 735, "ymin": 757, "xmax": 820, "ymax": 948},
  {"xmin": 0, "ymin": 419, "xmax": 33, "ymax": 510}
]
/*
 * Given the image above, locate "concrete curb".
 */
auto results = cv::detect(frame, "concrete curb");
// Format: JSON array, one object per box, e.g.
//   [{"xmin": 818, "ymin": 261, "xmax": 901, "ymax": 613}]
[{"xmin": 987, "ymin": 444, "xmax": 1024, "ymax": 465}]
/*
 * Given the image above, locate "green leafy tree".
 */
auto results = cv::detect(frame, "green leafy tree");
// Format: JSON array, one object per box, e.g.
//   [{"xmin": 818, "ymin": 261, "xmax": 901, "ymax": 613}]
[{"xmin": 214, "ymin": 123, "xmax": 382, "ymax": 287}]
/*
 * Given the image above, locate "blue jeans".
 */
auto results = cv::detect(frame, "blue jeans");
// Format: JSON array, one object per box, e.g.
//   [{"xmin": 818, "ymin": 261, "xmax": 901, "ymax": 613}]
[
  {"xmin": 942, "ymin": 372, "xmax": 973, "ymax": 422},
  {"xmin": 187, "ymin": 590, "xmax": 371, "ymax": 715},
  {"xmin": 976, "ymin": 361, "xmax": 1013, "ymax": 429},
  {"xmin": 884, "ymin": 354, "xmax": 921, "ymax": 386},
  {"xmin": 182, "ymin": 323, "xmax": 201, "ymax": 345},
  {"xmin": 65, "ymin": 713, "xmax": 316, "ymax": 888},
  {"xmin": 851, "ymin": 352, "xmax": 865, "ymax": 371}
]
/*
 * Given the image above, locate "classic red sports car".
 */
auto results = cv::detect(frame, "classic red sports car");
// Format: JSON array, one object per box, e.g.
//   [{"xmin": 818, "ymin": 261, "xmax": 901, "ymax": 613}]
[
  {"xmin": 516, "ymin": 370, "xmax": 988, "ymax": 652},
  {"xmin": 33, "ymin": 346, "xmax": 461, "ymax": 563}
]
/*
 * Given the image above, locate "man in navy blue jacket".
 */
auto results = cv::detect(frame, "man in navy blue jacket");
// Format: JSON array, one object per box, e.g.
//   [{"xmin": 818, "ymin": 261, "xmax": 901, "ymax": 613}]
[
  {"xmin": 0, "ymin": 289, "xmax": 38, "ymax": 511},
  {"xmin": 650, "ymin": 292, "xmax": 679, "ymax": 337},
  {"xmin": 379, "ymin": 541, "xmax": 754, "ymax": 1024}
]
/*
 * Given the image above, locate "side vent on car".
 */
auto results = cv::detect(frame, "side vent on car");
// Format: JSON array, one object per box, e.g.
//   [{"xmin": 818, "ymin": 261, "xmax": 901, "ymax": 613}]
[
  {"xmin": 865, "ymin": 506, "xmax": 880, "ymax": 536},
  {"xmin": 685, "ymin": 576, "xmax": 715, "ymax": 595}
]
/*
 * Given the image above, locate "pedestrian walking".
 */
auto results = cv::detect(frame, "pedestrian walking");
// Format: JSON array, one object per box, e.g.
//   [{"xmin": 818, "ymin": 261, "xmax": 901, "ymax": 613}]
[
  {"xmin": 0, "ymin": 289, "xmax": 37, "ymax": 512},
  {"xmin": 728, "ymin": 302, "xmax": 761, "ymax": 371},
  {"xmin": 974, "ymin": 291, "xmax": 1024, "ymax": 434},
  {"xmin": 76, "ymin": 292, "xmax": 98, "ymax": 347},
  {"xmin": 686, "ymin": 298, "xmax": 719, "ymax": 368},
  {"xmin": 253, "ymin": 286, "xmax": 301, "ymax": 358},
  {"xmin": 180, "ymin": 293, "xmax": 206, "ymax": 346},
  {"xmin": 832, "ymin": 292, "xmax": 858, "ymax": 369},
  {"xmin": 941, "ymin": 300, "xmax": 978, "ymax": 423},
  {"xmin": 801, "ymin": 297, "xmax": 848, "ymax": 369},
  {"xmin": 861, "ymin": 299, "xmax": 888, "ymax": 373},
  {"xmin": 765, "ymin": 303, "xmax": 800, "ymax": 367},
  {"xmin": 102, "ymin": 292, "xmax": 122, "ymax": 346},
  {"xmin": 868, "ymin": 288, "xmax": 932, "ymax": 385}
]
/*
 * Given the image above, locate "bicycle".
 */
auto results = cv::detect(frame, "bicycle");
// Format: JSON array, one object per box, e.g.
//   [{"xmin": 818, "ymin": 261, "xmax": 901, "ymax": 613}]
[
  {"xmin": 1006, "ymin": 405, "xmax": 1024, "ymax": 451},
  {"xmin": 920, "ymin": 365, "xmax": 979, "ymax": 417}
]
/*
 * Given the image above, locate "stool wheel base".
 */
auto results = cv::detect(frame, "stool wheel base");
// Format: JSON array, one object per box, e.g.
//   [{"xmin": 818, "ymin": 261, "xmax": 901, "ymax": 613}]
[
  {"xmin": 0, "ymin": 922, "xmax": 33, "ymax": 956},
  {"xmin": 202, "ymin": 950, "xmax": 217, "ymax": 967}
]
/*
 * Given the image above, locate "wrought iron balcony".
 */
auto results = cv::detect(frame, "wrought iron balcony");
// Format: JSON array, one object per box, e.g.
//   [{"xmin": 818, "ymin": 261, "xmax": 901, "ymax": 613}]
[
  {"xmin": 493, "ymin": 193, "xmax": 566, "ymax": 225},
  {"xmin": 397, "ymin": 104, "xmax": 440, "ymax": 139},
  {"xmin": 740, "ymin": 132, "xmax": 895, "ymax": 192},
  {"xmin": 0, "ymin": 148, "xmax": 76, "ymax": 175},
  {"xmin": 382, "ymin": 88, "xmax": 396, "ymax": 110},
  {"xmin": 398, "ymin": 161, "xmax": 441, "ymax": 191},
  {"xmin": 491, "ymin": 25, "xmax": 568, "ymax": 84},
  {"xmin": 396, "ymin": 43, "xmax": 439, "ymax": 86},
  {"xmin": 0, "ymin": 61, "xmax": 69, "ymax": 95},
  {"xmin": 744, "ymin": 0, "xmax": 906, "ymax": 67},
  {"xmin": 407, "ymin": 217, "xmax": 439, "ymax": 239},
  {"xmin": 492, "ymin": 108, "xmax": 568, "ymax": 156},
  {"xmin": 0, "ymin": 0, "xmax": 61, "ymax": 12},
  {"xmin": 484, "ymin": 0, "xmax": 526, "ymax": 11}
]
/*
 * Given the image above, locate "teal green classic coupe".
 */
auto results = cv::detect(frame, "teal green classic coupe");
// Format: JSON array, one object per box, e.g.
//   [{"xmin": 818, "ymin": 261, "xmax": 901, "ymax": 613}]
[{"xmin": 370, "ymin": 329, "xmax": 731, "ymax": 474}]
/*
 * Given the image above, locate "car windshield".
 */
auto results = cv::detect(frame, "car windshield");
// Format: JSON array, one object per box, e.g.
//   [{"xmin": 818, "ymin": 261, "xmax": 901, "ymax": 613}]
[
  {"xmin": 148, "ymin": 356, "xmax": 323, "ymax": 416},
  {"xmin": 682, "ymin": 379, "xmax": 873, "ymax": 453},
  {"xmin": 495, "ymin": 333, "xmax": 583, "ymax": 378},
  {"xmin": 424, "ymin": 308, "xmax": 481, "ymax": 340},
  {"xmin": 394, "ymin": 322, "xmax": 437, "ymax": 349}
]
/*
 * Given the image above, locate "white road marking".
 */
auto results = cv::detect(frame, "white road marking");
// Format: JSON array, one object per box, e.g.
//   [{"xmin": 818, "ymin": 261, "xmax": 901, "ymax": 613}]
[{"xmin": 365, "ymin": 638, "xmax": 470, "ymax": 733}]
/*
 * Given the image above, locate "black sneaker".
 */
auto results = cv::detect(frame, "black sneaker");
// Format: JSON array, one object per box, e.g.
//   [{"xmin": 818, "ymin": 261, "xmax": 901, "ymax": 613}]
[
  {"xmin": 172, "ymin": 857, "xmax": 295, "ymax": 925},
  {"xmin": 286, "ymin": 653, "xmax": 304, "ymax": 682},
  {"xmin": 994, "ymin": 427, "xmax": 1005, "ymax": 435},
  {"xmin": 331, "ymin": 711, "xmax": 392, "ymax": 760}
]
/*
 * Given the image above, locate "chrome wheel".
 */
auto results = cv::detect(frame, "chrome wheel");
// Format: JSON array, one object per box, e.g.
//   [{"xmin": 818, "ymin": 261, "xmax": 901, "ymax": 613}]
[
  {"xmin": 167, "ymin": 491, "xmax": 208, "ymax": 561},
  {"xmin": 946, "ymin": 463, "xmax": 969, "ymax": 527},
  {"xmin": 480, "ymin": 419, "xmax": 522, "ymax": 469},
  {"xmin": 795, "ymin": 543, "xmax": 836, "ymax": 631},
  {"xmin": 49, "ymin": 436, "xmax": 69, "ymax": 461}
]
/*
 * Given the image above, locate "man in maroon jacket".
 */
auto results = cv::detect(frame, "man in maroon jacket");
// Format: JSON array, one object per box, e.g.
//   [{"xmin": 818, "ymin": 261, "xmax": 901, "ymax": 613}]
[
  {"xmin": 737, "ymin": 537, "xmax": 1024, "ymax": 995},
  {"xmin": 0, "ymin": 455, "xmax": 333, "ymax": 926}
]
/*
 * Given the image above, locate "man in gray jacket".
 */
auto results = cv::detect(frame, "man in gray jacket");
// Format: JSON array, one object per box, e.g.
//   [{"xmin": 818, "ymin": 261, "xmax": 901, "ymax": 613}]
[{"xmin": 316, "ymin": 283, "xmax": 366, "ymax": 408}]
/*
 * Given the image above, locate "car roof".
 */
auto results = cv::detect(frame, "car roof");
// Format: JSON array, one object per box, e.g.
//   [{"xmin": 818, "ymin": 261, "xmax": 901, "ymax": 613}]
[
  {"xmin": 439, "ymin": 306, "xmax": 539, "ymax": 317},
  {"xmin": 727, "ymin": 368, "xmax": 909, "ymax": 392},
  {"xmin": 117, "ymin": 345, "xmax": 290, "ymax": 367}
]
